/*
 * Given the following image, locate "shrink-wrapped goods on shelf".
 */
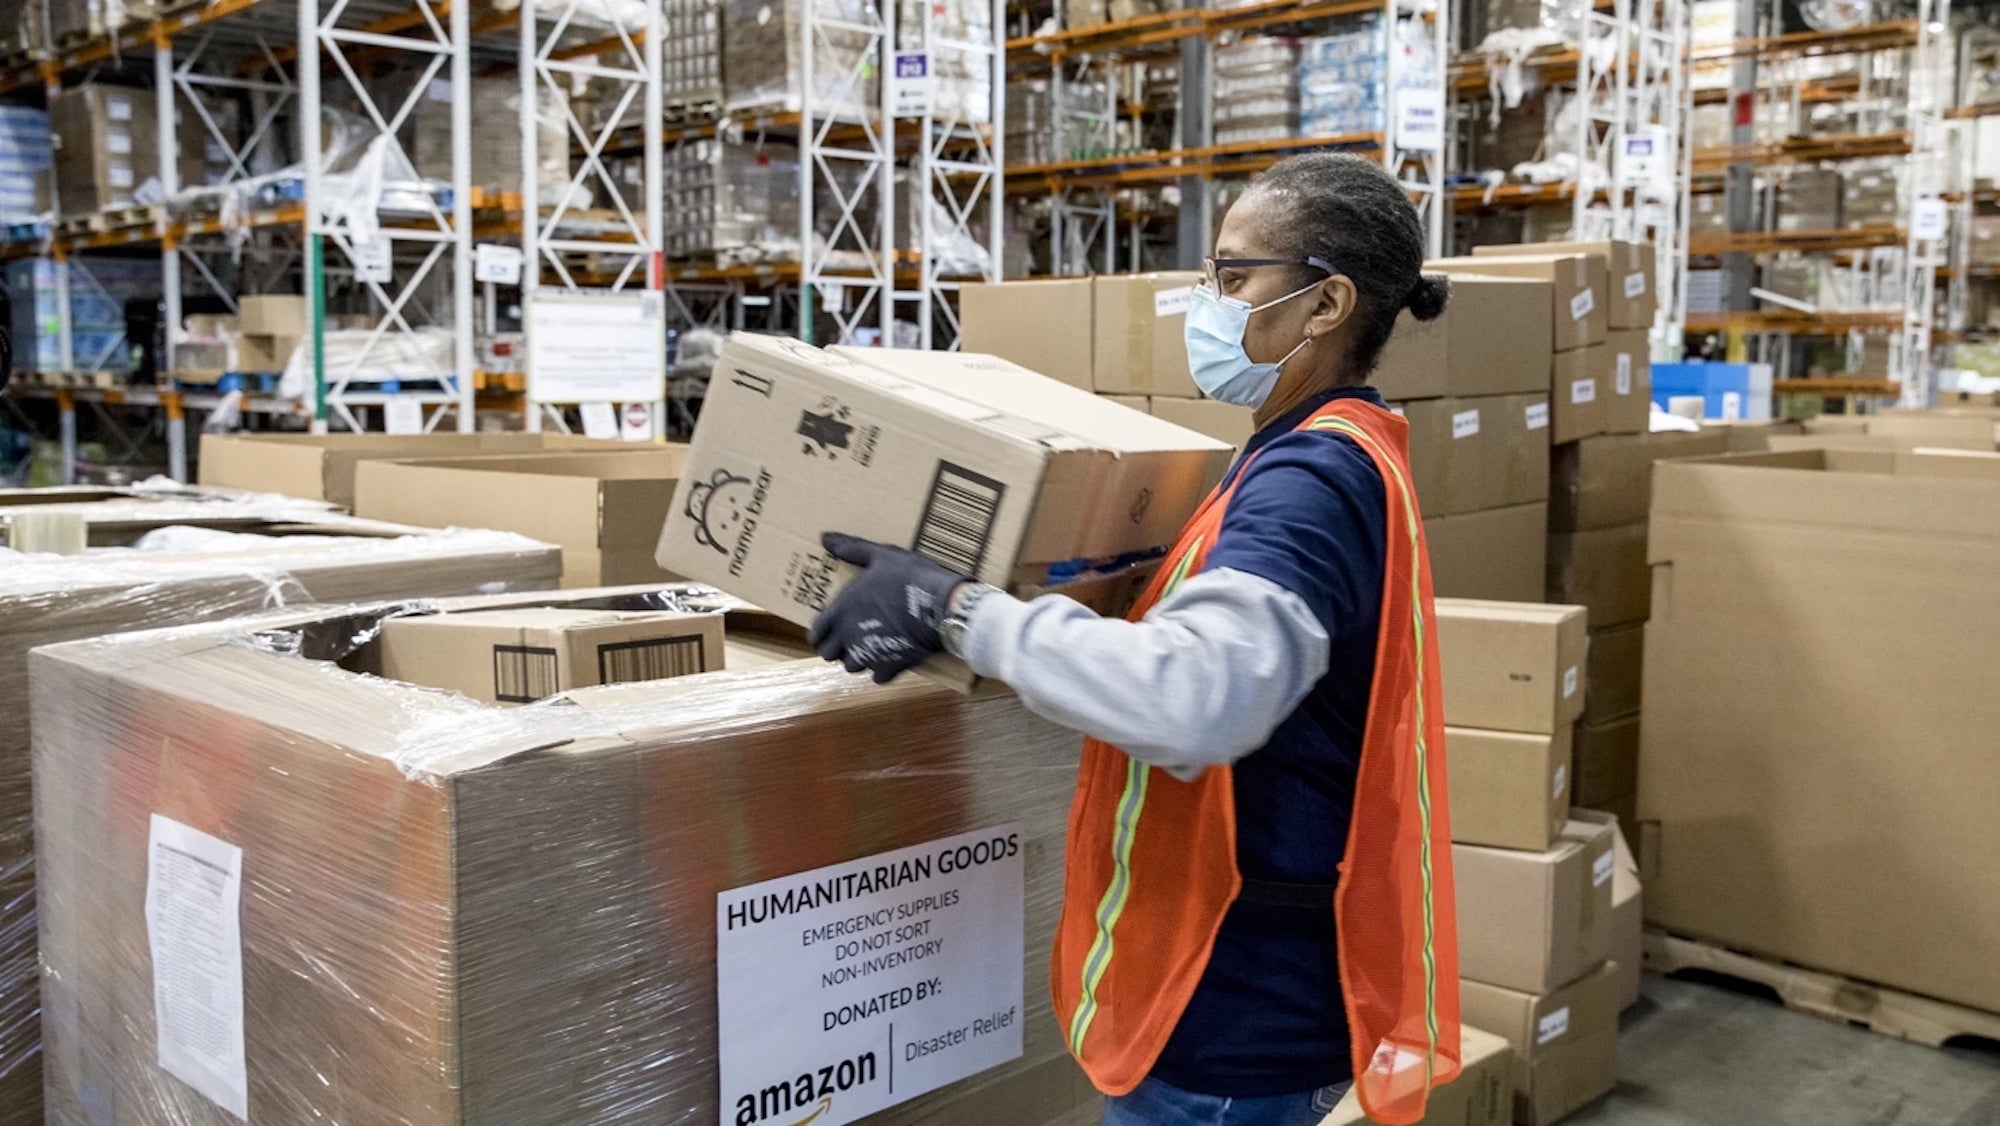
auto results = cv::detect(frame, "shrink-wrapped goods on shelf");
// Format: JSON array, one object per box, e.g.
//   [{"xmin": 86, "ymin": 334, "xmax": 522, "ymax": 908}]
[
  {"xmin": 896, "ymin": 0, "xmax": 994, "ymax": 124},
  {"xmin": 1212, "ymin": 38, "xmax": 1298, "ymax": 145},
  {"xmin": 48, "ymin": 83, "xmax": 156, "ymax": 216},
  {"xmin": 0, "ymin": 497, "xmax": 560, "ymax": 1126},
  {"xmin": 412, "ymin": 74, "xmax": 574, "ymax": 203},
  {"xmin": 1483, "ymin": 0, "xmax": 1585, "ymax": 36},
  {"xmin": 6, "ymin": 255, "xmax": 158, "ymax": 374},
  {"xmin": 663, "ymin": 0, "xmax": 723, "ymax": 111},
  {"xmin": 662, "ymin": 138, "xmax": 802, "ymax": 263},
  {"xmin": 723, "ymin": 0, "xmax": 881, "ymax": 117},
  {"xmin": 29, "ymin": 590, "xmax": 1100, "ymax": 1125},
  {"xmin": 1295, "ymin": 13, "xmax": 1433, "ymax": 140},
  {"xmin": 41, "ymin": 0, "xmax": 152, "ymax": 46},
  {"xmin": 0, "ymin": 105, "xmax": 50, "ymax": 223}
]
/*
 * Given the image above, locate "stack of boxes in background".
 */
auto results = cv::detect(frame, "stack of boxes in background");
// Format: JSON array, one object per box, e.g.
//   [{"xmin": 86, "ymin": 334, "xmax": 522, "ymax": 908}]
[
  {"xmin": 6, "ymin": 255, "xmax": 157, "ymax": 374},
  {"xmin": 1436, "ymin": 598, "xmax": 1637, "ymax": 1126},
  {"xmin": 660, "ymin": 140, "xmax": 803, "ymax": 263},
  {"xmin": 1212, "ymin": 39, "xmax": 1300, "ymax": 146},
  {"xmin": 0, "ymin": 104, "xmax": 49, "ymax": 224}
]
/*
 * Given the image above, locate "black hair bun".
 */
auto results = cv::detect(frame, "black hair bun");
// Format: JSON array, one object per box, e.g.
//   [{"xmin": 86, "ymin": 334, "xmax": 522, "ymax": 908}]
[{"xmin": 1406, "ymin": 274, "xmax": 1450, "ymax": 321}]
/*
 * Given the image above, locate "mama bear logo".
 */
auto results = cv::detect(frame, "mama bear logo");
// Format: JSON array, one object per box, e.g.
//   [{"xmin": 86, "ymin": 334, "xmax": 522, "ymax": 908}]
[{"xmin": 686, "ymin": 467, "xmax": 772, "ymax": 577}]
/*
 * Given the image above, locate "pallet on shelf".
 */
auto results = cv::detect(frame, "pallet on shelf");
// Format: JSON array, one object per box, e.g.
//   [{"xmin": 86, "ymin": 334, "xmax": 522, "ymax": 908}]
[
  {"xmin": 1644, "ymin": 929, "xmax": 2000, "ymax": 1049},
  {"xmin": 54, "ymin": 205, "xmax": 162, "ymax": 237}
]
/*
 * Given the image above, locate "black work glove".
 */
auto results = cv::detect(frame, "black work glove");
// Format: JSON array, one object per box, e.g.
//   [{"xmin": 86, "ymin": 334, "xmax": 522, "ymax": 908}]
[{"xmin": 807, "ymin": 532, "xmax": 969, "ymax": 684}]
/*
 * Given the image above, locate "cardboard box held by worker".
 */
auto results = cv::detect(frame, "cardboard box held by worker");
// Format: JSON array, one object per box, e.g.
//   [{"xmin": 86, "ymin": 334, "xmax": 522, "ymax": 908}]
[{"xmin": 656, "ymin": 336, "xmax": 1234, "ymax": 687}]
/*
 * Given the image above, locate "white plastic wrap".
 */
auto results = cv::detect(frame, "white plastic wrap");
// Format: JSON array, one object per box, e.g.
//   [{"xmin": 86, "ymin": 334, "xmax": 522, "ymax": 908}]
[{"xmin": 30, "ymin": 592, "xmax": 1096, "ymax": 1124}]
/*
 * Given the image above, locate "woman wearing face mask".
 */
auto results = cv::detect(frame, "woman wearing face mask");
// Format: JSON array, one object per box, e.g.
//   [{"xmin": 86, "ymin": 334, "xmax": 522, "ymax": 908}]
[{"xmin": 808, "ymin": 153, "xmax": 1461, "ymax": 1126}]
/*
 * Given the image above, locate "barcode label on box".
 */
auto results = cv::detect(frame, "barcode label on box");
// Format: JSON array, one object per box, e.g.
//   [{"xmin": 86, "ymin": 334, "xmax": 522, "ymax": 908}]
[
  {"xmin": 492, "ymin": 644, "xmax": 559, "ymax": 703},
  {"xmin": 1537, "ymin": 1006, "xmax": 1571, "ymax": 1044},
  {"xmin": 1552, "ymin": 764, "xmax": 1567, "ymax": 800},
  {"xmin": 1571, "ymin": 378, "xmax": 1596, "ymax": 405},
  {"xmin": 1154, "ymin": 286, "xmax": 1193, "ymax": 318},
  {"xmin": 1563, "ymin": 665, "xmax": 1579, "ymax": 698},
  {"xmin": 106, "ymin": 130, "xmax": 131, "ymax": 155},
  {"xmin": 914, "ymin": 461, "xmax": 1006, "ymax": 575},
  {"xmin": 107, "ymin": 94, "xmax": 133, "ymax": 121},
  {"xmin": 109, "ymin": 163, "xmax": 133, "ymax": 188},
  {"xmin": 1616, "ymin": 354, "xmax": 1633, "ymax": 396},
  {"xmin": 1525, "ymin": 403, "xmax": 1550, "ymax": 430},
  {"xmin": 1625, "ymin": 271, "xmax": 1647, "ymax": 298},
  {"xmin": 598, "ymin": 635, "xmax": 707, "ymax": 685},
  {"xmin": 1451, "ymin": 409, "xmax": 1480, "ymax": 439},
  {"xmin": 1594, "ymin": 850, "xmax": 1615, "ymax": 887},
  {"xmin": 1570, "ymin": 289, "xmax": 1595, "ymax": 321}
]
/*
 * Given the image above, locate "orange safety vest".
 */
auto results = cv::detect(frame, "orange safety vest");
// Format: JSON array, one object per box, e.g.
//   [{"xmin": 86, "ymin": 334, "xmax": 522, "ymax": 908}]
[{"xmin": 1051, "ymin": 396, "xmax": 1460, "ymax": 1124}]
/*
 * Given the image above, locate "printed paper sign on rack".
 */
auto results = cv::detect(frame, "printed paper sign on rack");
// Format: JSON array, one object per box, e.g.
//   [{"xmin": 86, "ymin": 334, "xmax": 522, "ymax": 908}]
[
  {"xmin": 893, "ymin": 52, "xmax": 932, "ymax": 117},
  {"xmin": 526, "ymin": 291, "xmax": 667, "ymax": 404},
  {"xmin": 716, "ymin": 824, "xmax": 1026, "ymax": 1126},
  {"xmin": 1393, "ymin": 88, "xmax": 1444, "ymax": 152}
]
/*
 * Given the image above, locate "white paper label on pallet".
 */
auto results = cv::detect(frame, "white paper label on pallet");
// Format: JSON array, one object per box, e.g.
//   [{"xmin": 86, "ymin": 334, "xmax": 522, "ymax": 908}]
[
  {"xmin": 1537, "ymin": 1006, "xmax": 1571, "ymax": 1045},
  {"xmin": 1625, "ymin": 271, "xmax": 1647, "ymax": 299},
  {"xmin": 892, "ymin": 52, "xmax": 932, "ymax": 117},
  {"xmin": 1524, "ymin": 402, "xmax": 1550, "ymax": 431},
  {"xmin": 716, "ymin": 825, "xmax": 1026, "ymax": 1126},
  {"xmin": 1393, "ymin": 88, "xmax": 1445, "ymax": 153},
  {"xmin": 1563, "ymin": 665, "xmax": 1579, "ymax": 699},
  {"xmin": 581, "ymin": 400, "xmax": 618, "ymax": 439},
  {"xmin": 1154, "ymin": 286, "xmax": 1193, "ymax": 318},
  {"xmin": 526, "ymin": 291, "xmax": 667, "ymax": 403},
  {"xmin": 1721, "ymin": 390, "xmax": 1742, "ymax": 421},
  {"xmin": 146, "ymin": 815, "xmax": 247, "ymax": 1121},
  {"xmin": 353, "ymin": 236, "xmax": 393, "ymax": 284},
  {"xmin": 1552, "ymin": 764, "xmax": 1567, "ymax": 801},
  {"xmin": 1913, "ymin": 199, "xmax": 1948, "ymax": 241},
  {"xmin": 106, "ymin": 129, "xmax": 131, "ymax": 155},
  {"xmin": 474, "ymin": 242, "xmax": 523, "ymax": 285},
  {"xmin": 1451, "ymin": 409, "xmax": 1480, "ymax": 440},
  {"xmin": 106, "ymin": 94, "xmax": 133, "ymax": 121},
  {"xmin": 383, "ymin": 397, "xmax": 425, "ymax": 435},
  {"xmin": 1593, "ymin": 850, "xmax": 1616, "ymax": 888},
  {"xmin": 1570, "ymin": 289, "xmax": 1596, "ymax": 322},
  {"xmin": 1571, "ymin": 378, "xmax": 1596, "ymax": 405},
  {"xmin": 1616, "ymin": 353, "xmax": 1633, "ymax": 396}
]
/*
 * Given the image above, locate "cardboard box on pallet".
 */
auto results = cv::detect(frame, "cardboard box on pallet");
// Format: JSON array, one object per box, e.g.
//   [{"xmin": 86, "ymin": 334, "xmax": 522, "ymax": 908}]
[
  {"xmin": 1582, "ymin": 622, "xmax": 1643, "ymax": 724},
  {"xmin": 1641, "ymin": 447, "xmax": 2000, "ymax": 1016},
  {"xmin": 1372, "ymin": 275, "xmax": 1554, "ymax": 401},
  {"xmin": 1602, "ymin": 330, "xmax": 1653, "ymax": 434},
  {"xmin": 1428, "ymin": 253, "xmax": 1609, "ymax": 353},
  {"xmin": 1435, "ymin": 599, "xmax": 1586, "ymax": 735},
  {"xmin": 957, "ymin": 278, "xmax": 1096, "ymax": 390},
  {"xmin": 1550, "ymin": 347, "xmax": 1612, "ymax": 444},
  {"xmin": 1547, "ymin": 521, "xmax": 1650, "ymax": 630},
  {"xmin": 1322, "ymin": 1025, "xmax": 1514, "ymax": 1126},
  {"xmin": 656, "ymin": 337, "xmax": 1232, "ymax": 685},
  {"xmin": 1424, "ymin": 503, "xmax": 1547, "ymax": 604},
  {"xmin": 0, "ymin": 499, "xmax": 559, "ymax": 1126},
  {"xmin": 1092, "ymin": 272, "xmax": 1204, "ymax": 398},
  {"xmin": 1572, "ymin": 713, "xmax": 1639, "ymax": 810},
  {"xmin": 29, "ymin": 595, "xmax": 1098, "ymax": 1125},
  {"xmin": 1447, "ymin": 725, "xmax": 1573, "ymax": 852},
  {"xmin": 357, "ymin": 449, "xmax": 692, "ymax": 589},
  {"xmin": 200, "ymin": 431, "xmax": 634, "ymax": 509},
  {"xmin": 1476, "ymin": 239, "xmax": 1657, "ymax": 330},
  {"xmin": 1459, "ymin": 963, "xmax": 1619, "ymax": 1126},
  {"xmin": 1455, "ymin": 816, "xmax": 1617, "ymax": 994},
  {"xmin": 1398, "ymin": 394, "xmax": 1550, "ymax": 517},
  {"xmin": 376, "ymin": 607, "xmax": 726, "ymax": 705},
  {"xmin": 49, "ymin": 84, "xmax": 155, "ymax": 216},
  {"xmin": 1599, "ymin": 817, "xmax": 1644, "ymax": 1011},
  {"xmin": 1549, "ymin": 429, "xmax": 1731, "ymax": 532}
]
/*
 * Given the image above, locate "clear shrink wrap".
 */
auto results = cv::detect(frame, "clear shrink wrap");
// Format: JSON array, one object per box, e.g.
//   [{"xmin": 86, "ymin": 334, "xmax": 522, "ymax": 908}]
[
  {"xmin": 30, "ymin": 594, "xmax": 1095, "ymax": 1124},
  {"xmin": 722, "ymin": 0, "xmax": 881, "ymax": 117},
  {"xmin": 0, "ymin": 503, "xmax": 560, "ymax": 1126}
]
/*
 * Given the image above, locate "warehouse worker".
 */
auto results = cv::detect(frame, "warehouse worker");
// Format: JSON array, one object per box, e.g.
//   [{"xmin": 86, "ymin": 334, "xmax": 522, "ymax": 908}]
[{"xmin": 808, "ymin": 153, "xmax": 1460, "ymax": 1126}]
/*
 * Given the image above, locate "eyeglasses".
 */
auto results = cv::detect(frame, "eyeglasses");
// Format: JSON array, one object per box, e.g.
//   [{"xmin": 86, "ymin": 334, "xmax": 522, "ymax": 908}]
[{"xmin": 1203, "ymin": 255, "xmax": 1338, "ymax": 291}]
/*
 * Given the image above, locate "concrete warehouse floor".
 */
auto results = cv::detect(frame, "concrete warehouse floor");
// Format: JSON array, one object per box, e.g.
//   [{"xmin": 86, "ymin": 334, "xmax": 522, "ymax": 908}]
[{"xmin": 1572, "ymin": 975, "xmax": 2000, "ymax": 1125}]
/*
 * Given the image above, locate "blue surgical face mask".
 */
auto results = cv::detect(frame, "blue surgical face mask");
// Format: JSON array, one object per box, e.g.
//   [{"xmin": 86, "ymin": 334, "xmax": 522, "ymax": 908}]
[{"xmin": 1183, "ymin": 281, "xmax": 1321, "ymax": 408}]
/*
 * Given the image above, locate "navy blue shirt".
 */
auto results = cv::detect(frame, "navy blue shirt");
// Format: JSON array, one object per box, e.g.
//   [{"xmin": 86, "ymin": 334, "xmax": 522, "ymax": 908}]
[{"xmin": 1147, "ymin": 386, "xmax": 1388, "ymax": 1098}]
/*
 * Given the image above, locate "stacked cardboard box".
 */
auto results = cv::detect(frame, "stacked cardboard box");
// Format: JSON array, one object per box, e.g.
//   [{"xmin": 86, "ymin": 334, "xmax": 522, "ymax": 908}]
[
  {"xmin": 1641, "ymin": 447, "xmax": 2000, "ymax": 1021},
  {"xmin": 1375, "ymin": 275, "xmax": 1555, "ymax": 602},
  {"xmin": 1436, "ymin": 599, "xmax": 1628, "ymax": 1124},
  {"xmin": 30, "ymin": 593, "xmax": 1100, "ymax": 1125},
  {"xmin": 199, "ymin": 431, "xmax": 635, "ymax": 508},
  {"xmin": 0, "ymin": 495, "xmax": 560, "ymax": 1126}
]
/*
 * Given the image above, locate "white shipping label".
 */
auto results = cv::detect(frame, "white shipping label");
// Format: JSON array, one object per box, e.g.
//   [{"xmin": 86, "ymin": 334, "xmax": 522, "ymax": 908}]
[
  {"xmin": 1537, "ymin": 1006, "xmax": 1571, "ymax": 1045},
  {"xmin": 1625, "ymin": 271, "xmax": 1647, "ymax": 299},
  {"xmin": 474, "ymin": 242, "xmax": 523, "ymax": 285},
  {"xmin": 580, "ymin": 400, "xmax": 618, "ymax": 439},
  {"xmin": 1563, "ymin": 665, "xmax": 1579, "ymax": 699},
  {"xmin": 106, "ymin": 129, "xmax": 132, "ymax": 155},
  {"xmin": 717, "ymin": 825, "xmax": 1026, "ymax": 1126},
  {"xmin": 146, "ymin": 815, "xmax": 248, "ymax": 1120},
  {"xmin": 1616, "ymin": 354, "xmax": 1633, "ymax": 396},
  {"xmin": 383, "ymin": 397, "xmax": 424, "ymax": 435},
  {"xmin": 1594, "ymin": 850, "xmax": 1616, "ymax": 888},
  {"xmin": 1570, "ymin": 289, "xmax": 1596, "ymax": 321},
  {"xmin": 1154, "ymin": 286, "xmax": 1193, "ymax": 318},
  {"xmin": 1913, "ymin": 199, "xmax": 1948, "ymax": 242},
  {"xmin": 353, "ymin": 236, "xmax": 392, "ymax": 284},
  {"xmin": 1524, "ymin": 402, "xmax": 1550, "ymax": 431},
  {"xmin": 1552, "ymin": 764, "xmax": 1568, "ymax": 801},
  {"xmin": 1571, "ymin": 378, "xmax": 1597, "ymax": 405},
  {"xmin": 106, "ymin": 94, "xmax": 133, "ymax": 121},
  {"xmin": 1721, "ymin": 390, "xmax": 1743, "ymax": 421},
  {"xmin": 1451, "ymin": 409, "xmax": 1480, "ymax": 440},
  {"xmin": 108, "ymin": 163, "xmax": 134, "ymax": 188}
]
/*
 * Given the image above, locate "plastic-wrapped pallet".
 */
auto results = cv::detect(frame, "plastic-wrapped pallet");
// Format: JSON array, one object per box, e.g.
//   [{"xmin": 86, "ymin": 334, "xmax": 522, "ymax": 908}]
[
  {"xmin": 0, "ymin": 106, "xmax": 49, "ymax": 223},
  {"xmin": 1484, "ymin": 0, "xmax": 1585, "ymax": 35},
  {"xmin": 41, "ymin": 0, "xmax": 153, "ymax": 46},
  {"xmin": 412, "ymin": 74, "xmax": 573, "ymax": 203},
  {"xmin": 30, "ymin": 593, "xmax": 1099, "ymax": 1125},
  {"xmin": 663, "ymin": 138, "xmax": 803, "ymax": 262},
  {"xmin": 722, "ymin": 0, "xmax": 881, "ymax": 117},
  {"xmin": 6, "ymin": 256, "xmax": 158, "ymax": 374},
  {"xmin": 1298, "ymin": 17, "xmax": 1386, "ymax": 138},
  {"xmin": 663, "ymin": 0, "xmax": 723, "ymax": 114},
  {"xmin": 1005, "ymin": 81, "xmax": 1054, "ymax": 167},
  {"xmin": 1213, "ymin": 38, "xmax": 1298, "ymax": 145},
  {"xmin": 896, "ymin": 0, "xmax": 993, "ymax": 124},
  {"xmin": 0, "ymin": 496, "xmax": 561, "ymax": 1126}
]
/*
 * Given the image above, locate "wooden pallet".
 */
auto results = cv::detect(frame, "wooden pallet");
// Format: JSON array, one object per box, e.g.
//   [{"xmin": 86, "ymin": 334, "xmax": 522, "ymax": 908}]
[
  {"xmin": 664, "ymin": 99, "xmax": 721, "ymax": 123},
  {"xmin": 56, "ymin": 206, "xmax": 160, "ymax": 235},
  {"xmin": 27, "ymin": 370, "xmax": 124, "ymax": 389},
  {"xmin": 1644, "ymin": 929, "xmax": 2000, "ymax": 1049}
]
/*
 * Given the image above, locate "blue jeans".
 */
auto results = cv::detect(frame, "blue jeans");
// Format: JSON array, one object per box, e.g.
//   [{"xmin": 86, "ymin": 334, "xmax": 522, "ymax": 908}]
[{"xmin": 1101, "ymin": 1077, "xmax": 1351, "ymax": 1126}]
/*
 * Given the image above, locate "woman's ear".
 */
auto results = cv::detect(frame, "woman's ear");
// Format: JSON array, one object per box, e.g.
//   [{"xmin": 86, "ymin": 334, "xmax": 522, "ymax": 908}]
[{"xmin": 1307, "ymin": 275, "xmax": 1360, "ymax": 339}]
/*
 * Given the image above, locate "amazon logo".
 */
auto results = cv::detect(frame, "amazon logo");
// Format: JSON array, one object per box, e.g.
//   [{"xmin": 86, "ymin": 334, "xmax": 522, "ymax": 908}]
[{"xmin": 732, "ymin": 1051, "xmax": 878, "ymax": 1126}]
